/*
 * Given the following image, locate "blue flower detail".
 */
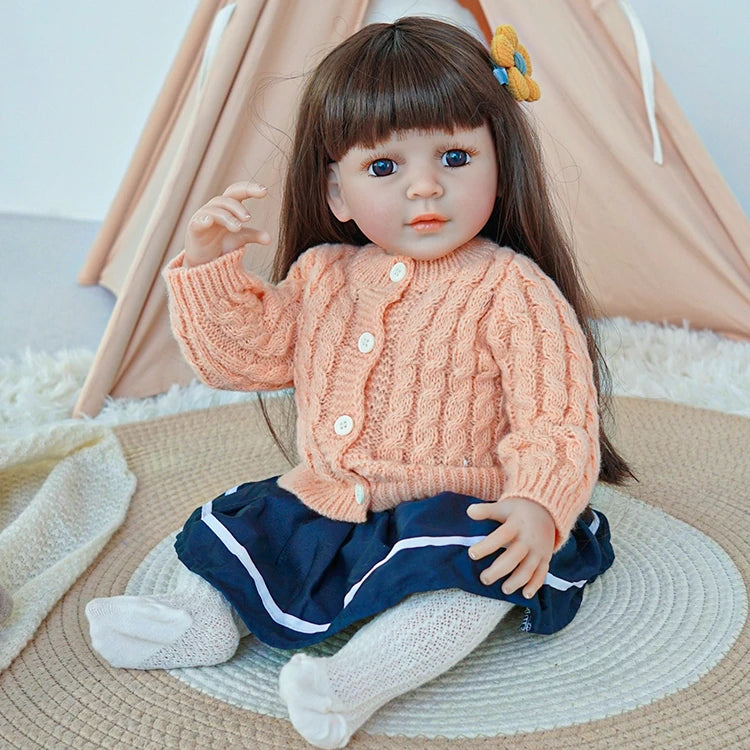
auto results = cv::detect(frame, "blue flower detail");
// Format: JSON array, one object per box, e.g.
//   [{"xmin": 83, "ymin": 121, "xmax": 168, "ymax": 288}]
[{"xmin": 513, "ymin": 50, "xmax": 527, "ymax": 76}]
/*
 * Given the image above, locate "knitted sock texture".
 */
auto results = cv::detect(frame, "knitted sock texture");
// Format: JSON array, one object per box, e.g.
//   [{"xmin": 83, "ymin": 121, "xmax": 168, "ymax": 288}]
[
  {"xmin": 85, "ymin": 563, "xmax": 240, "ymax": 669},
  {"xmin": 279, "ymin": 589, "xmax": 513, "ymax": 748},
  {"xmin": 0, "ymin": 583, "xmax": 13, "ymax": 626}
]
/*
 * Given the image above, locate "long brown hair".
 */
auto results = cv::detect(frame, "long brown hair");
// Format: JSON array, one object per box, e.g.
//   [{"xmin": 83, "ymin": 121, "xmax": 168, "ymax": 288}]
[{"xmin": 265, "ymin": 17, "xmax": 631, "ymax": 484}]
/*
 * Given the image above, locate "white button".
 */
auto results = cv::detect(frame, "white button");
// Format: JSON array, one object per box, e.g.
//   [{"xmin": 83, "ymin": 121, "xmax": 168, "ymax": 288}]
[
  {"xmin": 334, "ymin": 415, "xmax": 354, "ymax": 436},
  {"xmin": 354, "ymin": 484, "xmax": 366, "ymax": 504},
  {"xmin": 390, "ymin": 262, "xmax": 407, "ymax": 282},
  {"xmin": 358, "ymin": 332, "xmax": 375, "ymax": 353}
]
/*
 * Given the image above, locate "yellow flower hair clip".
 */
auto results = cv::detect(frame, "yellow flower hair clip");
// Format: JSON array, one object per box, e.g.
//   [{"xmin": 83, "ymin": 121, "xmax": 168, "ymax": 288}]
[{"xmin": 490, "ymin": 24, "xmax": 541, "ymax": 102}]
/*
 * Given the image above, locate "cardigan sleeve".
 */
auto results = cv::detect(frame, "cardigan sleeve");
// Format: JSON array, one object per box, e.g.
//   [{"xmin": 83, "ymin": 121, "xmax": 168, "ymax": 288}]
[
  {"xmin": 487, "ymin": 254, "xmax": 600, "ymax": 547},
  {"xmin": 162, "ymin": 247, "xmax": 310, "ymax": 392}
]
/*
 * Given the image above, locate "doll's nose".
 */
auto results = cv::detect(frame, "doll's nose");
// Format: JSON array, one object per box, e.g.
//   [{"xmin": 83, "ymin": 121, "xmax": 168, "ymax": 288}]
[{"xmin": 406, "ymin": 171, "xmax": 443, "ymax": 199}]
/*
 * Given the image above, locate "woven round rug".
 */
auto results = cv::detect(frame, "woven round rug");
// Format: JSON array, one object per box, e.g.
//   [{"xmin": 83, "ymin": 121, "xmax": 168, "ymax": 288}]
[
  {"xmin": 127, "ymin": 483, "xmax": 745, "ymax": 738},
  {"xmin": 1, "ymin": 396, "xmax": 749, "ymax": 749}
]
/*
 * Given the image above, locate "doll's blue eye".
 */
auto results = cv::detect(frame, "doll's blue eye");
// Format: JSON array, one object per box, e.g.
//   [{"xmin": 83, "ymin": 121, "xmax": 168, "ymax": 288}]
[
  {"xmin": 442, "ymin": 150, "xmax": 471, "ymax": 167},
  {"xmin": 368, "ymin": 159, "xmax": 397, "ymax": 177}
]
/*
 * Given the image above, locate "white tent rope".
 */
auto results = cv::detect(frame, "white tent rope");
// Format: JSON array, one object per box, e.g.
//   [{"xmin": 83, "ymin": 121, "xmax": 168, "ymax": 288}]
[
  {"xmin": 618, "ymin": 0, "xmax": 663, "ymax": 165},
  {"xmin": 198, "ymin": 3, "xmax": 237, "ymax": 90}
]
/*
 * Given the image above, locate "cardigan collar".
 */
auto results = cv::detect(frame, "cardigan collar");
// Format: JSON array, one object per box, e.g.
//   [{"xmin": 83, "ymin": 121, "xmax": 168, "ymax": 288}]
[{"xmin": 351, "ymin": 238, "xmax": 509, "ymax": 287}]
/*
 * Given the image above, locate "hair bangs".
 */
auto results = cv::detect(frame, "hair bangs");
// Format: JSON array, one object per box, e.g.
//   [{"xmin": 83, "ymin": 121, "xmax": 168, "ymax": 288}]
[{"xmin": 318, "ymin": 23, "xmax": 490, "ymax": 160}]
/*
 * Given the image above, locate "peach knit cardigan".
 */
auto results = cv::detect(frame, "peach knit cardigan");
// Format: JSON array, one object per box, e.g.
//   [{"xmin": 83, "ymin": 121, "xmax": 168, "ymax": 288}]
[{"xmin": 164, "ymin": 238, "xmax": 600, "ymax": 548}]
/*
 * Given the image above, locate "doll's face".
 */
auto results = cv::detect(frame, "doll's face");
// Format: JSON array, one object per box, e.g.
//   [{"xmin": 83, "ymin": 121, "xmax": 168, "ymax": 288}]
[{"xmin": 326, "ymin": 124, "xmax": 498, "ymax": 260}]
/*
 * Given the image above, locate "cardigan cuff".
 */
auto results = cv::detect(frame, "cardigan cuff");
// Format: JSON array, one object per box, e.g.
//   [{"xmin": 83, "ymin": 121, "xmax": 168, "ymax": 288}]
[{"xmin": 163, "ymin": 248, "xmax": 266, "ymax": 318}]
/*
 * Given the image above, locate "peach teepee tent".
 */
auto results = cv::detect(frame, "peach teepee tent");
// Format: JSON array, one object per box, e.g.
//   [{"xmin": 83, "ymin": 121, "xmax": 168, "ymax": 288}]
[{"xmin": 75, "ymin": 0, "xmax": 750, "ymax": 417}]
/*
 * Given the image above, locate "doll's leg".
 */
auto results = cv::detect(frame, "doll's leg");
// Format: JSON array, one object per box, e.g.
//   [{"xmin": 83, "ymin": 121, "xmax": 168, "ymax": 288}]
[
  {"xmin": 279, "ymin": 589, "xmax": 513, "ymax": 749},
  {"xmin": 85, "ymin": 561, "xmax": 247, "ymax": 670}
]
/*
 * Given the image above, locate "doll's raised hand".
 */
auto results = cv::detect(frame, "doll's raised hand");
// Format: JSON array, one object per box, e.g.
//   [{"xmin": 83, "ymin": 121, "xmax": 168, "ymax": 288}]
[
  {"xmin": 184, "ymin": 182, "xmax": 271, "ymax": 267},
  {"xmin": 466, "ymin": 497, "xmax": 555, "ymax": 599}
]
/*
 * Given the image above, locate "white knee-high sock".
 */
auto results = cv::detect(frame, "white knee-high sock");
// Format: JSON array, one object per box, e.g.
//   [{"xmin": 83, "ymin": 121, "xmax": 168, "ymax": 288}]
[
  {"xmin": 279, "ymin": 589, "xmax": 513, "ymax": 749},
  {"xmin": 86, "ymin": 563, "xmax": 243, "ymax": 669},
  {"xmin": 0, "ymin": 582, "xmax": 13, "ymax": 626}
]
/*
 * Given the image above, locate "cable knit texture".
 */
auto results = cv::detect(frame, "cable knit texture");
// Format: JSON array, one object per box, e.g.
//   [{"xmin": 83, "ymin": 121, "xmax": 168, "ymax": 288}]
[{"xmin": 163, "ymin": 238, "xmax": 599, "ymax": 547}]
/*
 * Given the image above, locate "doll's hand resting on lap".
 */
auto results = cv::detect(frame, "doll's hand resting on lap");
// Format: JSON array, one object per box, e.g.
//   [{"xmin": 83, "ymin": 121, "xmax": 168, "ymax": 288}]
[
  {"xmin": 467, "ymin": 497, "xmax": 555, "ymax": 599},
  {"xmin": 184, "ymin": 182, "xmax": 271, "ymax": 267}
]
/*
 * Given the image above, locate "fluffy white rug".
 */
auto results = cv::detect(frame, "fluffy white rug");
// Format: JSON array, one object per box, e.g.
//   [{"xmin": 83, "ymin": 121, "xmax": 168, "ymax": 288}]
[
  {"xmin": 0, "ymin": 317, "xmax": 748, "ymax": 435},
  {"xmin": 595, "ymin": 317, "xmax": 750, "ymax": 416}
]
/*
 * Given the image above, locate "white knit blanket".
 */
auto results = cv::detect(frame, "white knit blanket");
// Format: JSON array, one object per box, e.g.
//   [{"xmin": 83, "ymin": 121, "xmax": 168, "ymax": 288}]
[{"xmin": 0, "ymin": 421, "xmax": 135, "ymax": 671}]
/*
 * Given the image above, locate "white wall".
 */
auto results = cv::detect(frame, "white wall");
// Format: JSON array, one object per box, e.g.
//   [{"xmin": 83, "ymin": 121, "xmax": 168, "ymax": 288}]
[
  {"xmin": 0, "ymin": 0, "xmax": 748, "ymax": 222},
  {"xmin": 0, "ymin": 0, "xmax": 199, "ymax": 220}
]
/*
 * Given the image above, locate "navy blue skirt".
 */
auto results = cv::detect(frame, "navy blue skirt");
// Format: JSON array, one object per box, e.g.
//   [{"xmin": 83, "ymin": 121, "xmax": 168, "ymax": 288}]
[{"xmin": 174, "ymin": 477, "xmax": 614, "ymax": 649}]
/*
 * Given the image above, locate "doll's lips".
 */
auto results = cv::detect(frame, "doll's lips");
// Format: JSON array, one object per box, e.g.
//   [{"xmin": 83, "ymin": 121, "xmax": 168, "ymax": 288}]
[{"xmin": 409, "ymin": 214, "xmax": 448, "ymax": 233}]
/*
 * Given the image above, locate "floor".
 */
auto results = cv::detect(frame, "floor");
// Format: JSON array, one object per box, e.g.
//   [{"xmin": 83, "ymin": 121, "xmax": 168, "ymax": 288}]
[{"xmin": 0, "ymin": 212, "xmax": 114, "ymax": 357}]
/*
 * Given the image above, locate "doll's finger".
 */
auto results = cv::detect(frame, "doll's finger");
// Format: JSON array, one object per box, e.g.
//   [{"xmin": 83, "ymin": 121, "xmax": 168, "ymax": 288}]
[
  {"xmin": 500, "ymin": 553, "xmax": 541, "ymax": 596},
  {"xmin": 223, "ymin": 181, "xmax": 269, "ymax": 201},
  {"xmin": 188, "ymin": 212, "xmax": 217, "ymax": 234},
  {"xmin": 521, "ymin": 562, "xmax": 549, "ymax": 600},
  {"xmin": 230, "ymin": 227, "xmax": 271, "ymax": 247},
  {"xmin": 466, "ymin": 501, "xmax": 510, "ymax": 523},
  {"xmin": 478, "ymin": 543, "xmax": 527, "ymax": 586},
  {"xmin": 205, "ymin": 195, "xmax": 253, "ymax": 221},
  {"xmin": 201, "ymin": 206, "xmax": 248, "ymax": 231},
  {"xmin": 468, "ymin": 522, "xmax": 515, "ymax": 561},
  {"xmin": 189, "ymin": 207, "xmax": 242, "ymax": 233},
  {"xmin": 218, "ymin": 227, "xmax": 271, "ymax": 251}
]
